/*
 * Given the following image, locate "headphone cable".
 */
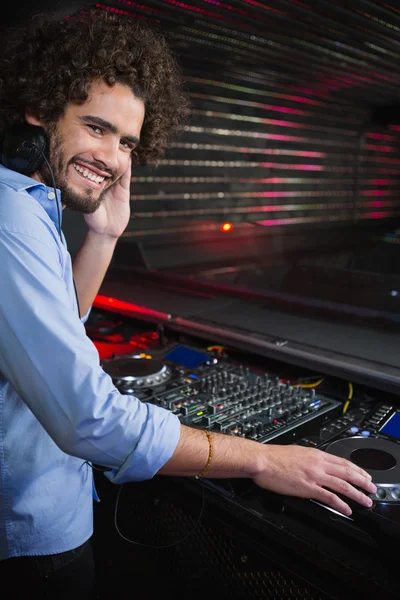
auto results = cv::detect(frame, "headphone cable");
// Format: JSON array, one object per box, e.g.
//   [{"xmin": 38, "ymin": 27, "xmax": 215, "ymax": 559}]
[{"xmin": 33, "ymin": 143, "xmax": 81, "ymax": 318}]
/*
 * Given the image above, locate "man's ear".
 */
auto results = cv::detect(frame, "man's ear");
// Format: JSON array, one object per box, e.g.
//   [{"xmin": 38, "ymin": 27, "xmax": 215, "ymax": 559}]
[{"xmin": 25, "ymin": 111, "xmax": 44, "ymax": 127}]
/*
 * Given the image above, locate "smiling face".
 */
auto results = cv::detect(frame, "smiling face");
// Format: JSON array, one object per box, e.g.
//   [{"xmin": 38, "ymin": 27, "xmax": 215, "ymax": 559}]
[{"xmin": 27, "ymin": 80, "xmax": 145, "ymax": 213}]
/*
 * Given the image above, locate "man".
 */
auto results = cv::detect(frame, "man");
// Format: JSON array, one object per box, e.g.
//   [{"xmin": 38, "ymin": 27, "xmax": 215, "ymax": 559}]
[{"xmin": 0, "ymin": 9, "xmax": 375, "ymax": 598}]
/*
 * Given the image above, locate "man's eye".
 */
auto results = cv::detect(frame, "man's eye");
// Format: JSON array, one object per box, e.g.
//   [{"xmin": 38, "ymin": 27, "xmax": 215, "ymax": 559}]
[
  {"xmin": 88, "ymin": 124, "xmax": 102, "ymax": 134},
  {"xmin": 121, "ymin": 140, "xmax": 135, "ymax": 151}
]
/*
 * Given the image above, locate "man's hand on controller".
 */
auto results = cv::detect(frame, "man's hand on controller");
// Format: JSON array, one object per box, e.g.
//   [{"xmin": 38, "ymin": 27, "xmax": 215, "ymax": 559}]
[{"xmin": 252, "ymin": 444, "xmax": 376, "ymax": 517}]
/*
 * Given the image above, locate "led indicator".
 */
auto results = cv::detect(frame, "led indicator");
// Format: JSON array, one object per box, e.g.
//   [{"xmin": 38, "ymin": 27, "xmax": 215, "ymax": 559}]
[{"xmin": 221, "ymin": 222, "xmax": 233, "ymax": 232}]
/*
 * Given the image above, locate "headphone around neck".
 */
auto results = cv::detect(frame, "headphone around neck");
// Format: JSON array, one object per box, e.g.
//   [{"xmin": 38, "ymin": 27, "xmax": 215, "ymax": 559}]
[{"xmin": 0, "ymin": 122, "xmax": 48, "ymax": 176}]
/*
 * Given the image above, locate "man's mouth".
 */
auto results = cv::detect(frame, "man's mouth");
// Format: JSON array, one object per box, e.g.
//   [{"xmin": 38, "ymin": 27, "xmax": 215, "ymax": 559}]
[{"xmin": 72, "ymin": 162, "xmax": 110, "ymax": 189}]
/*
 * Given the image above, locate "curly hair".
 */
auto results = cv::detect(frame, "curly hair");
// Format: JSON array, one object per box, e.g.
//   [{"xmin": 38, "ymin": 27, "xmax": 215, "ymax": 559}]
[{"xmin": 0, "ymin": 9, "xmax": 190, "ymax": 164}]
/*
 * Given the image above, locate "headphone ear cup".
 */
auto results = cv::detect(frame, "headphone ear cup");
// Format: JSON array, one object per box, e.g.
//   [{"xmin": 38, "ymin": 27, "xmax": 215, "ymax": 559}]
[{"xmin": 0, "ymin": 122, "xmax": 48, "ymax": 176}]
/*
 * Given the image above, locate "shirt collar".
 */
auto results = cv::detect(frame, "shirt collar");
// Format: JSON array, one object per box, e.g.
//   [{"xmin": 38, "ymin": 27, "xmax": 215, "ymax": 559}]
[{"xmin": 0, "ymin": 164, "xmax": 62, "ymax": 229}]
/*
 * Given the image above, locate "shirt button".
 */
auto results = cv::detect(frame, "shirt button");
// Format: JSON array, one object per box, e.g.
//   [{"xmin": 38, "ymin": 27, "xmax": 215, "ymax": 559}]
[{"xmin": 48, "ymin": 191, "xmax": 56, "ymax": 200}]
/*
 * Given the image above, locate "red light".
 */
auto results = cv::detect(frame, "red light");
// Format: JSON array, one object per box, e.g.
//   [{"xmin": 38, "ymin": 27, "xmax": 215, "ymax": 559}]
[{"xmin": 221, "ymin": 222, "xmax": 233, "ymax": 232}]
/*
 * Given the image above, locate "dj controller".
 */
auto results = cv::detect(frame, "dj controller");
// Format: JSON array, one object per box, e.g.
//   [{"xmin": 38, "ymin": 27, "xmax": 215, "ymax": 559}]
[
  {"xmin": 101, "ymin": 344, "xmax": 342, "ymax": 445},
  {"xmin": 88, "ymin": 309, "xmax": 400, "ymax": 552}
]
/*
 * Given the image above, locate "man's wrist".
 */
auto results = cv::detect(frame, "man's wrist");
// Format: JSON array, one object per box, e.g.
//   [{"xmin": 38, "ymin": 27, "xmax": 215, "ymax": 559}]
[
  {"xmin": 85, "ymin": 229, "xmax": 119, "ymax": 247},
  {"xmin": 247, "ymin": 440, "xmax": 269, "ymax": 479}
]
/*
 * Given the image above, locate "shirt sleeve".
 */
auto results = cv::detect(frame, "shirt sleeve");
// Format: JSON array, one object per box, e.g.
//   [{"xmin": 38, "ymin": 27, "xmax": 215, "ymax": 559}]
[{"xmin": 0, "ymin": 227, "xmax": 181, "ymax": 482}]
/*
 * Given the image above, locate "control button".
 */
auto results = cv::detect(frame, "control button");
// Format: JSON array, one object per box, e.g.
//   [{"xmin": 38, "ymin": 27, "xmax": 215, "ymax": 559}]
[
  {"xmin": 361, "ymin": 430, "xmax": 371, "ymax": 437},
  {"xmin": 376, "ymin": 488, "xmax": 387, "ymax": 500},
  {"xmin": 390, "ymin": 488, "xmax": 400, "ymax": 500},
  {"xmin": 349, "ymin": 426, "xmax": 359, "ymax": 434},
  {"xmin": 47, "ymin": 191, "xmax": 56, "ymax": 200}
]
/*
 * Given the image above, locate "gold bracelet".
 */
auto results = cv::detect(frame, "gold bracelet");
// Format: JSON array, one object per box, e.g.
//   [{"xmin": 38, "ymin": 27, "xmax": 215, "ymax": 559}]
[{"xmin": 195, "ymin": 430, "xmax": 213, "ymax": 479}]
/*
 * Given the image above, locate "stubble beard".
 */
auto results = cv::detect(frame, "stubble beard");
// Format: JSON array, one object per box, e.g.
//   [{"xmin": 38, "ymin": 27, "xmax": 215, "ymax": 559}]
[{"xmin": 39, "ymin": 123, "xmax": 111, "ymax": 214}]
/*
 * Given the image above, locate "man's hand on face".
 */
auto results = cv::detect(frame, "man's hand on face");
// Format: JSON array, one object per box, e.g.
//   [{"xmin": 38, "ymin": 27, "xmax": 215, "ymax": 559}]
[{"xmin": 83, "ymin": 157, "xmax": 132, "ymax": 240}]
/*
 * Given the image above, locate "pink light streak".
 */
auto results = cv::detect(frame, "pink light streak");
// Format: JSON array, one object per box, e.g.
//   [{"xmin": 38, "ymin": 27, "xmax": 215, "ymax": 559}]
[
  {"xmin": 358, "ymin": 211, "xmax": 393, "ymax": 220},
  {"xmin": 255, "ymin": 215, "xmax": 348, "ymax": 227},
  {"xmin": 162, "ymin": 0, "xmax": 238, "ymax": 23},
  {"xmin": 367, "ymin": 132, "xmax": 398, "ymax": 141},
  {"xmin": 374, "ymin": 156, "xmax": 400, "ymax": 164},
  {"xmin": 242, "ymin": 0, "xmax": 287, "ymax": 15},
  {"xmin": 365, "ymin": 144, "xmax": 397, "ymax": 152},
  {"xmin": 360, "ymin": 189, "xmax": 391, "ymax": 196},
  {"xmin": 366, "ymin": 201, "xmax": 394, "ymax": 208},
  {"xmin": 260, "ymin": 163, "xmax": 324, "ymax": 171},
  {"xmin": 240, "ymin": 148, "xmax": 326, "ymax": 157},
  {"xmin": 368, "ymin": 179, "xmax": 392, "ymax": 185}
]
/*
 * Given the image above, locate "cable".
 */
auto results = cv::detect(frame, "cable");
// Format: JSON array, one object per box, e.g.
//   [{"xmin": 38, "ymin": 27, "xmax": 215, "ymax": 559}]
[
  {"xmin": 72, "ymin": 277, "xmax": 82, "ymax": 320},
  {"xmin": 83, "ymin": 460, "xmax": 111, "ymax": 472},
  {"xmin": 33, "ymin": 145, "xmax": 62, "ymax": 238},
  {"xmin": 206, "ymin": 345, "xmax": 225, "ymax": 354},
  {"xmin": 342, "ymin": 382, "xmax": 354, "ymax": 415},
  {"xmin": 33, "ymin": 143, "xmax": 82, "ymax": 319},
  {"xmin": 293, "ymin": 377, "xmax": 325, "ymax": 389},
  {"xmin": 113, "ymin": 480, "xmax": 205, "ymax": 549}
]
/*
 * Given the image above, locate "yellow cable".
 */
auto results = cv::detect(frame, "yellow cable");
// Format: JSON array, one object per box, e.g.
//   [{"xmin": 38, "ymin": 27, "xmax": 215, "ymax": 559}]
[
  {"xmin": 206, "ymin": 345, "xmax": 224, "ymax": 353},
  {"xmin": 294, "ymin": 377, "xmax": 324, "ymax": 389},
  {"xmin": 342, "ymin": 382, "xmax": 353, "ymax": 415}
]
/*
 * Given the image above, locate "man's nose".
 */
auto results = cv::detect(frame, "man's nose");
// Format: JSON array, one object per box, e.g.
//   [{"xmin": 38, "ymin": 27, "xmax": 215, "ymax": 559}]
[{"xmin": 93, "ymin": 138, "xmax": 119, "ymax": 172}]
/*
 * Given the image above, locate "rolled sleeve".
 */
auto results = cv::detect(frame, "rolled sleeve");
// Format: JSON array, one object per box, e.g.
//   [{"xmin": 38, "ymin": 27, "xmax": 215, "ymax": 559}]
[{"xmin": 105, "ymin": 404, "xmax": 181, "ymax": 483}]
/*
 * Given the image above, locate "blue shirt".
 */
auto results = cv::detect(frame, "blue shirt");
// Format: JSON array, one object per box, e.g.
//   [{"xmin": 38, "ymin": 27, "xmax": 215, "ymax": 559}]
[{"xmin": 0, "ymin": 165, "xmax": 181, "ymax": 560}]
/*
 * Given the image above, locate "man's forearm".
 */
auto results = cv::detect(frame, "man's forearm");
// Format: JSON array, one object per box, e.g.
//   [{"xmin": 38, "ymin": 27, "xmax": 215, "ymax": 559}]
[
  {"xmin": 72, "ymin": 231, "xmax": 117, "ymax": 316},
  {"xmin": 158, "ymin": 423, "xmax": 377, "ymax": 518},
  {"xmin": 158, "ymin": 424, "xmax": 263, "ymax": 479}
]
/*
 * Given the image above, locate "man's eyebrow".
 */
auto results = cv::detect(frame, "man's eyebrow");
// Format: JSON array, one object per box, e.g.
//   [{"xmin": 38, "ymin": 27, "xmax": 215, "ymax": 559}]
[{"xmin": 79, "ymin": 115, "xmax": 140, "ymax": 146}]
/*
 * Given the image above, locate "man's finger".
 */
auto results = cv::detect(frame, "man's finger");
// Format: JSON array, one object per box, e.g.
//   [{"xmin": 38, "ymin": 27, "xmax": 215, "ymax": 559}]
[
  {"xmin": 313, "ymin": 487, "xmax": 353, "ymax": 517},
  {"xmin": 325, "ymin": 453, "xmax": 373, "ymax": 480},
  {"xmin": 322, "ymin": 474, "xmax": 374, "ymax": 508}
]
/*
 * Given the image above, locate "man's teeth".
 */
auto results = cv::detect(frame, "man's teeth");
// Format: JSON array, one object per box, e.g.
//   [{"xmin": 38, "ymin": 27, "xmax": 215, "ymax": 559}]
[{"xmin": 73, "ymin": 163, "xmax": 105, "ymax": 184}]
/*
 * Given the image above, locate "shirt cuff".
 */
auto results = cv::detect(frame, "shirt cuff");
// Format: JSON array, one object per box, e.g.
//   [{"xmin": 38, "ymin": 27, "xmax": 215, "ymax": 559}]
[{"xmin": 104, "ymin": 405, "xmax": 181, "ymax": 484}]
